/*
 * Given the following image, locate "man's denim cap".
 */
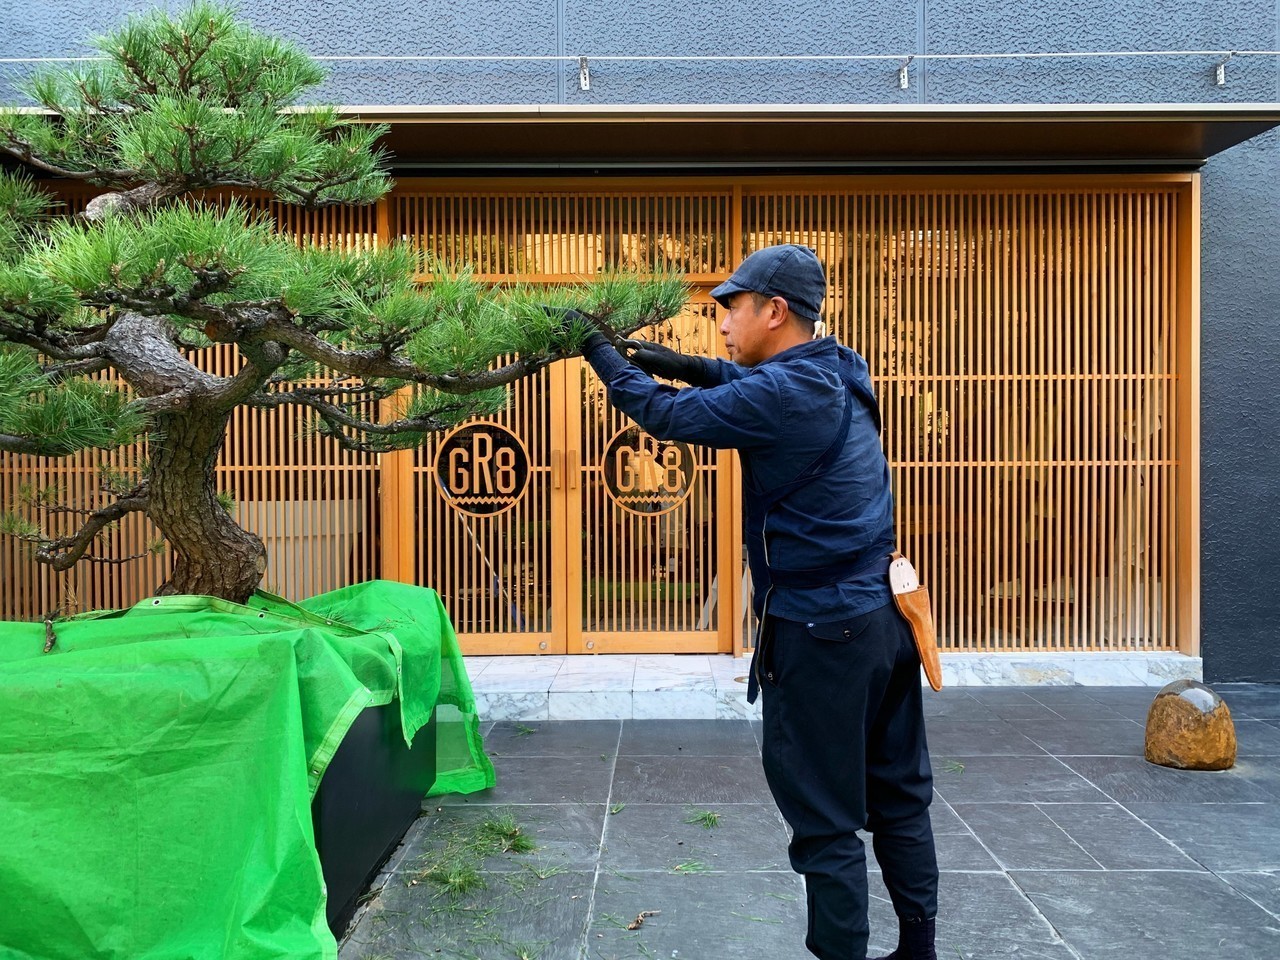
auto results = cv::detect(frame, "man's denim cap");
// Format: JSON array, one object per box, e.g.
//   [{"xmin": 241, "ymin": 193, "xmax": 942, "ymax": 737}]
[{"xmin": 710, "ymin": 244, "xmax": 826, "ymax": 323}]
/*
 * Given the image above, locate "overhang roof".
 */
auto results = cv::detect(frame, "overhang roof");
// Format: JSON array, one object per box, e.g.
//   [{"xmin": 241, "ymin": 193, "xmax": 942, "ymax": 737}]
[{"xmin": 342, "ymin": 103, "xmax": 1280, "ymax": 172}]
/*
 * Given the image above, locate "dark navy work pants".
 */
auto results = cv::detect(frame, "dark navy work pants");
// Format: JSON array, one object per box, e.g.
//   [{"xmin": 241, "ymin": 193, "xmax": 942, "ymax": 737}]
[{"xmin": 758, "ymin": 603, "xmax": 938, "ymax": 960}]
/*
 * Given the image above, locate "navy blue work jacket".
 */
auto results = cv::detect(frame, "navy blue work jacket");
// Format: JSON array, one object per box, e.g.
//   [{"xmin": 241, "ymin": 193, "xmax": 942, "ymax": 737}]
[{"xmin": 583, "ymin": 336, "xmax": 895, "ymax": 626}]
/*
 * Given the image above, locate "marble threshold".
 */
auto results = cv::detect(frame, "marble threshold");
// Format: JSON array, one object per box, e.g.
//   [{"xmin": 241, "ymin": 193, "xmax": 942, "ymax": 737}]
[{"xmin": 462, "ymin": 651, "xmax": 1203, "ymax": 721}]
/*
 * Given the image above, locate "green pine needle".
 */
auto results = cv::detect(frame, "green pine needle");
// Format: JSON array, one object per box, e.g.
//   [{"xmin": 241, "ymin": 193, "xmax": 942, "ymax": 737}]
[
  {"xmin": 477, "ymin": 814, "xmax": 536, "ymax": 855},
  {"xmin": 683, "ymin": 808, "xmax": 723, "ymax": 829},
  {"xmin": 0, "ymin": 512, "xmax": 43, "ymax": 540},
  {"xmin": 0, "ymin": 348, "xmax": 144, "ymax": 456}
]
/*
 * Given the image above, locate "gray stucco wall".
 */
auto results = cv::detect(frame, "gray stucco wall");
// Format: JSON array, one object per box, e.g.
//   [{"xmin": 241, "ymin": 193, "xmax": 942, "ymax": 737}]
[
  {"xmin": 3, "ymin": 2, "xmax": 1279, "ymax": 679},
  {"xmin": 1201, "ymin": 132, "xmax": 1280, "ymax": 681}
]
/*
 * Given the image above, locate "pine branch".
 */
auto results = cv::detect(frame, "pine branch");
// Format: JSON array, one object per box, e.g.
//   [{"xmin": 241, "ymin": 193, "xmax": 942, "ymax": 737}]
[
  {"xmin": 0, "ymin": 320, "xmax": 105, "ymax": 361},
  {"xmin": 82, "ymin": 550, "xmax": 160, "ymax": 565},
  {"xmin": 210, "ymin": 342, "xmax": 285, "ymax": 410},
  {"xmin": 0, "ymin": 135, "xmax": 137, "ymax": 184},
  {"xmin": 81, "ymin": 182, "xmax": 187, "ymax": 222},
  {"xmin": 30, "ymin": 485, "xmax": 150, "ymax": 572},
  {"xmin": 251, "ymin": 311, "xmax": 664, "ymax": 395},
  {"xmin": 0, "ymin": 432, "xmax": 44, "ymax": 455},
  {"xmin": 39, "ymin": 504, "xmax": 99, "ymax": 518},
  {"xmin": 262, "ymin": 375, "xmax": 396, "ymax": 401},
  {"xmin": 276, "ymin": 168, "xmax": 366, "ymax": 207},
  {"xmin": 84, "ymin": 287, "xmax": 212, "ymax": 320},
  {"xmin": 116, "ymin": 46, "xmax": 160, "ymax": 98},
  {"xmin": 254, "ymin": 391, "xmax": 466, "ymax": 434},
  {"xmin": 249, "ymin": 389, "xmax": 481, "ymax": 453},
  {"xmin": 14, "ymin": 472, "xmax": 143, "ymax": 514},
  {"xmin": 42, "ymin": 358, "xmax": 111, "ymax": 382}
]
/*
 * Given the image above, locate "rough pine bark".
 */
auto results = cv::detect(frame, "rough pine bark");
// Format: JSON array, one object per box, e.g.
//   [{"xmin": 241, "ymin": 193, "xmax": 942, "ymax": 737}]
[
  {"xmin": 101, "ymin": 312, "xmax": 270, "ymax": 602},
  {"xmin": 148, "ymin": 405, "xmax": 266, "ymax": 603}
]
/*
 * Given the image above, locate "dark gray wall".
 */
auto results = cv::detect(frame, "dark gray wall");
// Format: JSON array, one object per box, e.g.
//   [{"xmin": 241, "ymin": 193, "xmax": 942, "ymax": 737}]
[
  {"xmin": 4, "ymin": 2, "xmax": 1279, "ymax": 679},
  {"xmin": 1201, "ymin": 132, "xmax": 1280, "ymax": 681}
]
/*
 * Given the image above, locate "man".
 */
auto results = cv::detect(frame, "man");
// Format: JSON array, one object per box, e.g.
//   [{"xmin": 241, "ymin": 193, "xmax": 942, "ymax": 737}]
[{"xmin": 571, "ymin": 244, "xmax": 938, "ymax": 960}]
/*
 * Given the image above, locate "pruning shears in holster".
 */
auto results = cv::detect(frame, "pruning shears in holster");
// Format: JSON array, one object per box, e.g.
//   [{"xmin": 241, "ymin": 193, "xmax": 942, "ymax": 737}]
[{"xmin": 890, "ymin": 553, "xmax": 943, "ymax": 691}]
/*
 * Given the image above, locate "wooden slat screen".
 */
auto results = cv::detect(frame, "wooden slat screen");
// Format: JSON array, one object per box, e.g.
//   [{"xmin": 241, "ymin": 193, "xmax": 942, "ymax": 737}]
[
  {"xmin": 395, "ymin": 189, "xmax": 733, "ymax": 652},
  {"xmin": 744, "ymin": 187, "xmax": 1182, "ymax": 651},
  {"xmin": 398, "ymin": 190, "xmax": 733, "ymax": 282},
  {"xmin": 407, "ymin": 364, "xmax": 558, "ymax": 640},
  {"xmin": 578, "ymin": 300, "xmax": 722, "ymax": 636},
  {"xmin": 221, "ymin": 198, "xmax": 383, "ymax": 603},
  {"xmin": 3, "ymin": 177, "xmax": 1190, "ymax": 658}
]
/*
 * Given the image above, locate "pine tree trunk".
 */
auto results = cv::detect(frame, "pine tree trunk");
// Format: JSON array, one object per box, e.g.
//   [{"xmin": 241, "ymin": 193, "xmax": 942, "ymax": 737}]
[{"xmin": 149, "ymin": 407, "xmax": 266, "ymax": 603}]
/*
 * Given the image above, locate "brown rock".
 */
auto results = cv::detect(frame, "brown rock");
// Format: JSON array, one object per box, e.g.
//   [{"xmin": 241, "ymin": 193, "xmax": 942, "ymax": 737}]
[{"xmin": 1144, "ymin": 679, "xmax": 1237, "ymax": 771}]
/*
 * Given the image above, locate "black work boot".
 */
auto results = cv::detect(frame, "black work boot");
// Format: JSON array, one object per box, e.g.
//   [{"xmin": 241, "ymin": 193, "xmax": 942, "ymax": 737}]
[{"xmin": 870, "ymin": 916, "xmax": 937, "ymax": 960}]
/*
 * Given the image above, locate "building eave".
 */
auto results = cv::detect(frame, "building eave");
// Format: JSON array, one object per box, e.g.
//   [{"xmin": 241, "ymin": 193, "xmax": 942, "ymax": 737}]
[{"xmin": 329, "ymin": 102, "xmax": 1280, "ymax": 172}]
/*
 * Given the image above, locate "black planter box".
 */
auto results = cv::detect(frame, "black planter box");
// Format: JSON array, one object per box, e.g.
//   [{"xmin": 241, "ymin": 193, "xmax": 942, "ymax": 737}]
[{"xmin": 311, "ymin": 703, "xmax": 436, "ymax": 936}]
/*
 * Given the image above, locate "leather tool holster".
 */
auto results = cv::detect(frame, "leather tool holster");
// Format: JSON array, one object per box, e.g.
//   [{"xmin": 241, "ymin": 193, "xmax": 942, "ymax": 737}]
[{"xmin": 891, "ymin": 551, "xmax": 943, "ymax": 692}]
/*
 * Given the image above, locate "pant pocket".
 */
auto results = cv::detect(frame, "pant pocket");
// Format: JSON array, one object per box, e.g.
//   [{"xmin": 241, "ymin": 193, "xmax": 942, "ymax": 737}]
[
  {"xmin": 757, "ymin": 615, "xmax": 780, "ymax": 688},
  {"xmin": 803, "ymin": 611, "xmax": 874, "ymax": 644}
]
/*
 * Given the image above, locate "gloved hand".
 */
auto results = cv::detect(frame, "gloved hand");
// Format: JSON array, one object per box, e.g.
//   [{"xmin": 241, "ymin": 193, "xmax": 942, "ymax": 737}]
[
  {"xmin": 621, "ymin": 338, "xmax": 715, "ymax": 386},
  {"xmin": 541, "ymin": 306, "xmax": 620, "ymax": 355}
]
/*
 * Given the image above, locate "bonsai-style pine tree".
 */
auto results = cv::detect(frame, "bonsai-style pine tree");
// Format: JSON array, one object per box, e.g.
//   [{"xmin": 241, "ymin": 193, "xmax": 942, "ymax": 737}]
[{"xmin": 0, "ymin": 2, "xmax": 684, "ymax": 604}]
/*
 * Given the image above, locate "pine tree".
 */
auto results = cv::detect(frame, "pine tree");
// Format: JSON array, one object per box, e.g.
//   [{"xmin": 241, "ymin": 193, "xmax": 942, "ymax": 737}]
[{"xmin": 0, "ymin": 3, "xmax": 684, "ymax": 604}]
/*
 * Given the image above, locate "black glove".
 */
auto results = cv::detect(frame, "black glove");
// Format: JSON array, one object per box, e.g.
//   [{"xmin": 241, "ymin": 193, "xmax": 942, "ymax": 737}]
[
  {"xmin": 542, "ymin": 306, "xmax": 619, "ymax": 355},
  {"xmin": 621, "ymin": 339, "xmax": 715, "ymax": 386}
]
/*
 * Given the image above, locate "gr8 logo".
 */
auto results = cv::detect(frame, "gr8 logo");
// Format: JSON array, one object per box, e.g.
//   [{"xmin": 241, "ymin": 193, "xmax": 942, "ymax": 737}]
[
  {"xmin": 602, "ymin": 426, "xmax": 696, "ymax": 516},
  {"xmin": 434, "ymin": 423, "xmax": 531, "ymax": 517}
]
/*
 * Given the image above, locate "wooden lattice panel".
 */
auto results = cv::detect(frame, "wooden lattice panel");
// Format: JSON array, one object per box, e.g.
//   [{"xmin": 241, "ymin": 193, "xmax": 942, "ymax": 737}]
[
  {"xmin": 743, "ymin": 185, "xmax": 1186, "ymax": 652},
  {"xmin": 3, "ymin": 177, "xmax": 1194, "ymax": 658},
  {"xmin": 395, "ymin": 185, "xmax": 735, "ymax": 653}
]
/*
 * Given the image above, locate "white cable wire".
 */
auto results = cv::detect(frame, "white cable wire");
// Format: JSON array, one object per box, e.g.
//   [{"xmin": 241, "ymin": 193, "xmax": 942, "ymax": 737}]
[{"xmin": 2, "ymin": 49, "xmax": 1280, "ymax": 65}]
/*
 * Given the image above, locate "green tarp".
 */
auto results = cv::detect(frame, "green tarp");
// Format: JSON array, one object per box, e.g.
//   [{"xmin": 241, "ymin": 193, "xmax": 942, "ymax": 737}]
[{"xmin": 0, "ymin": 580, "xmax": 494, "ymax": 960}]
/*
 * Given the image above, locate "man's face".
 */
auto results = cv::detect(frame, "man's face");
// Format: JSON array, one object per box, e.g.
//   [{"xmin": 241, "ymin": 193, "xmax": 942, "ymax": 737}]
[{"xmin": 719, "ymin": 292, "xmax": 776, "ymax": 367}]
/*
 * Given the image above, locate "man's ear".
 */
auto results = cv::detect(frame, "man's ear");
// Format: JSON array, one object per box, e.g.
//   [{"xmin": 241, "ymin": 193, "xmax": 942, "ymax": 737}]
[{"xmin": 766, "ymin": 296, "xmax": 790, "ymax": 330}]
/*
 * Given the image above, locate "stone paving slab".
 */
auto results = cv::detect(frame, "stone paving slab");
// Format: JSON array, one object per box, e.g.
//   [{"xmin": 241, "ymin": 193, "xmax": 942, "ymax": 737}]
[
  {"xmin": 589, "ymin": 871, "xmax": 808, "ymax": 960},
  {"xmin": 599, "ymin": 802, "xmax": 791, "ymax": 873},
  {"xmin": 485, "ymin": 720, "xmax": 623, "ymax": 760},
  {"xmin": 868, "ymin": 871, "xmax": 1080, "ymax": 959},
  {"xmin": 1015, "ymin": 717, "xmax": 1147, "ymax": 756},
  {"xmin": 611, "ymin": 755, "xmax": 774, "ymax": 804},
  {"xmin": 1032, "ymin": 802, "xmax": 1203, "ymax": 871},
  {"xmin": 618, "ymin": 718, "xmax": 759, "ymax": 757},
  {"xmin": 341, "ymin": 684, "xmax": 1280, "ymax": 960},
  {"xmin": 433, "ymin": 755, "xmax": 616, "ymax": 805},
  {"xmin": 404, "ymin": 803, "xmax": 609, "ymax": 873},
  {"xmin": 932, "ymin": 755, "xmax": 1108, "ymax": 804},
  {"xmin": 1060, "ymin": 755, "xmax": 1277, "ymax": 803},
  {"xmin": 925, "ymin": 718, "xmax": 1047, "ymax": 756},
  {"xmin": 951, "ymin": 802, "xmax": 1106, "ymax": 871},
  {"xmin": 1123, "ymin": 801, "xmax": 1280, "ymax": 872},
  {"xmin": 346, "ymin": 869, "xmax": 595, "ymax": 960},
  {"xmin": 1234, "ymin": 719, "xmax": 1280, "ymax": 755},
  {"xmin": 1221, "ymin": 871, "xmax": 1280, "ymax": 917},
  {"xmin": 1013, "ymin": 870, "xmax": 1280, "ymax": 957}
]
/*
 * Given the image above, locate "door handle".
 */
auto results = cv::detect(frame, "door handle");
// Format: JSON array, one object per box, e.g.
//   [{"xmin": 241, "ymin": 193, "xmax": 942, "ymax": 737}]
[
  {"xmin": 568, "ymin": 450, "xmax": 579, "ymax": 489},
  {"xmin": 551, "ymin": 449, "xmax": 563, "ymax": 489}
]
